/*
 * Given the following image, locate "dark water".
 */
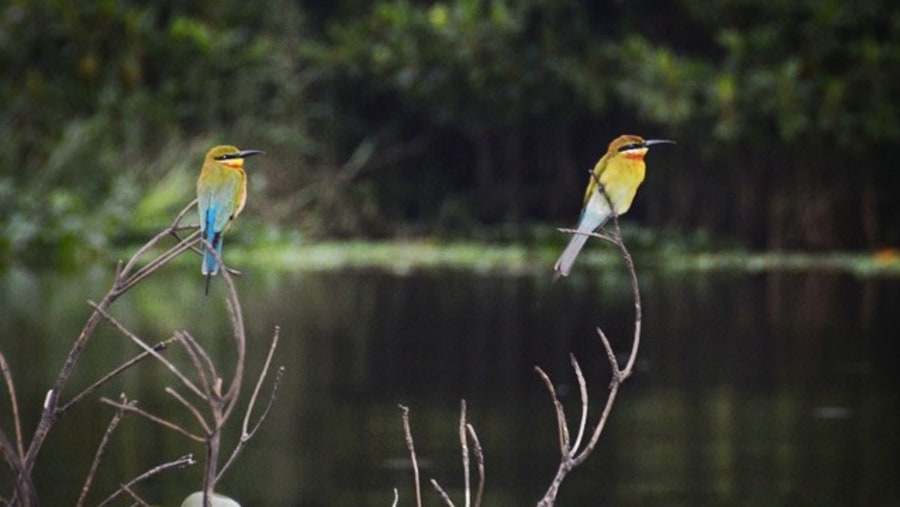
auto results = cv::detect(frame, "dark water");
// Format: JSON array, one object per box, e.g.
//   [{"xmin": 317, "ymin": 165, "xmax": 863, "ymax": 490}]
[{"xmin": 1, "ymin": 265, "xmax": 898, "ymax": 506}]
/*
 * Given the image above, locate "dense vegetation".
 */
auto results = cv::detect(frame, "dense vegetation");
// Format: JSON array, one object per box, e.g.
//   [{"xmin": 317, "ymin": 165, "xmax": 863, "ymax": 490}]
[{"xmin": 3, "ymin": 0, "xmax": 899, "ymax": 266}]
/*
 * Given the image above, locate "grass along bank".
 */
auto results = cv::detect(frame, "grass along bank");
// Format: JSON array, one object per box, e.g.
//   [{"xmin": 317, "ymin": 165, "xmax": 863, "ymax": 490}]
[{"xmin": 222, "ymin": 240, "xmax": 900, "ymax": 278}]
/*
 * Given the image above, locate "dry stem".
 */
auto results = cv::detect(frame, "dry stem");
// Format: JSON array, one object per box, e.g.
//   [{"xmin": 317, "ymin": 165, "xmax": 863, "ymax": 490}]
[
  {"xmin": 399, "ymin": 405, "xmax": 423, "ymax": 507},
  {"xmin": 0, "ymin": 352, "xmax": 24, "ymax": 461},
  {"xmin": 19, "ymin": 202, "xmax": 199, "ymax": 481},
  {"xmin": 60, "ymin": 339, "xmax": 176, "ymax": 416},
  {"xmin": 2, "ymin": 199, "xmax": 282, "ymax": 507},
  {"xmin": 536, "ymin": 206, "xmax": 643, "ymax": 506},
  {"xmin": 397, "ymin": 401, "xmax": 485, "ymax": 507},
  {"xmin": 76, "ymin": 395, "xmax": 130, "ymax": 507},
  {"xmin": 95, "ymin": 454, "xmax": 195, "ymax": 507}
]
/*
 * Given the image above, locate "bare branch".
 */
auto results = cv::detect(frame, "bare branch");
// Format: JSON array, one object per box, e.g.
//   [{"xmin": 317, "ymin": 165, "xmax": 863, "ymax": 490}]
[
  {"xmin": 172, "ymin": 198, "xmax": 199, "ymax": 228},
  {"xmin": 95, "ymin": 454, "xmax": 195, "ymax": 507},
  {"xmin": 430, "ymin": 479, "xmax": 455, "ymax": 507},
  {"xmin": 459, "ymin": 400, "xmax": 471, "ymax": 507},
  {"xmin": 117, "ymin": 224, "xmax": 189, "ymax": 283},
  {"xmin": 77, "ymin": 395, "xmax": 130, "ymax": 507},
  {"xmin": 219, "ymin": 265, "xmax": 246, "ymax": 421},
  {"xmin": 399, "ymin": 405, "xmax": 423, "ymax": 507},
  {"xmin": 61, "ymin": 338, "xmax": 176, "ymax": 416},
  {"xmin": 612, "ymin": 219, "xmax": 643, "ymax": 379},
  {"xmin": 191, "ymin": 247, "xmax": 248, "ymax": 505},
  {"xmin": 24, "ymin": 297, "xmax": 115, "ymax": 470},
  {"xmin": 242, "ymin": 327, "xmax": 282, "ymax": 436},
  {"xmin": 536, "ymin": 203, "xmax": 644, "ymax": 506},
  {"xmin": 116, "ymin": 232, "xmax": 200, "ymax": 295},
  {"xmin": 466, "ymin": 425, "xmax": 485, "ymax": 507},
  {"xmin": 217, "ymin": 365, "xmax": 285, "ymax": 483},
  {"xmin": 573, "ymin": 379, "xmax": 622, "ymax": 466},
  {"xmin": 217, "ymin": 326, "xmax": 284, "ymax": 482},
  {"xmin": 89, "ymin": 303, "xmax": 205, "ymax": 399},
  {"xmin": 175, "ymin": 330, "xmax": 217, "ymax": 398},
  {"xmin": 596, "ymin": 326, "xmax": 620, "ymax": 379},
  {"xmin": 8, "ymin": 199, "xmax": 283, "ymax": 507},
  {"xmin": 100, "ymin": 398, "xmax": 205, "ymax": 443},
  {"xmin": 13, "ymin": 199, "xmax": 280, "ymax": 506},
  {"xmin": 165, "ymin": 387, "xmax": 211, "ymax": 435},
  {"xmin": 0, "ymin": 350, "xmax": 24, "ymax": 459},
  {"xmin": 116, "ymin": 218, "xmax": 199, "ymax": 296},
  {"xmin": 121, "ymin": 483, "xmax": 151, "ymax": 506},
  {"xmin": 117, "ymin": 200, "xmax": 196, "ymax": 280},
  {"xmin": 534, "ymin": 366, "xmax": 570, "ymax": 456},
  {"xmin": 570, "ymin": 355, "xmax": 589, "ymax": 454},
  {"xmin": 24, "ymin": 202, "xmax": 201, "ymax": 471},
  {"xmin": 0, "ymin": 427, "xmax": 35, "ymax": 507}
]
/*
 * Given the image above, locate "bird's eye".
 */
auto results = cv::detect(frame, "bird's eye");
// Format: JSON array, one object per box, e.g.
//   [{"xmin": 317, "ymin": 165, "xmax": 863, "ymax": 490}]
[{"xmin": 215, "ymin": 154, "xmax": 232, "ymax": 161}]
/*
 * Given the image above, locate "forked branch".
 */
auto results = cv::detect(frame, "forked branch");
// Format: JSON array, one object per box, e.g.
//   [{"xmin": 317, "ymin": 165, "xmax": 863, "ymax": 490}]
[
  {"xmin": 3, "ymin": 199, "xmax": 281, "ymax": 507},
  {"xmin": 397, "ymin": 401, "xmax": 485, "ymax": 507},
  {"xmin": 538, "ymin": 207, "xmax": 643, "ymax": 506}
]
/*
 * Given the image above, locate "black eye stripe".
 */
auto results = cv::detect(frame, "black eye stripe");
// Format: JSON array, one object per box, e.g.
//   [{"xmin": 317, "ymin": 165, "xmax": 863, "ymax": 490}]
[
  {"xmin": 215, "ymin": 154, "xmax": 237, "ymax": 160},
  {"xmin": 617, "ymin": 142, "xmax": 645, "ymax": 152}
]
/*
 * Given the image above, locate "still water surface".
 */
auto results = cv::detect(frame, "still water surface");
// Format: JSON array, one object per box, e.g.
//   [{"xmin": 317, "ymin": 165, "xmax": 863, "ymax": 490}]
[{"xmin": 1, "ymin": 264, "xmax": 898, "ymax": 506}]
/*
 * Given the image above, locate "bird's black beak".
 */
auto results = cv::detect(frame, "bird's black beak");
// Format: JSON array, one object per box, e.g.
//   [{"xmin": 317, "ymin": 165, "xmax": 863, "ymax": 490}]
[
  {"xmin": 643, "ymin": 139, "xmax": 676, "ymax": 147},
  {"xmin": 237, "ymin": 149, "xmax": 266, "ymax": 158}
]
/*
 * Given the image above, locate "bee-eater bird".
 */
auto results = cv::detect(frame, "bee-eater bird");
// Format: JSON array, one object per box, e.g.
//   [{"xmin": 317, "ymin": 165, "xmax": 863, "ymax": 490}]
[
  {"xmin": 554, "ymin": 135, "xmax": 674, "ymax": 278},
  {"xmin": 197, "ymin": 145, "xmax": 265, "ymax": 294}
]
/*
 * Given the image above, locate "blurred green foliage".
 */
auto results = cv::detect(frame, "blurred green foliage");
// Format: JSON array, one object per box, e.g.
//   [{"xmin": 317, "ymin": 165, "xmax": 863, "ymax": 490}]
[{"xmin": 2, "ymin": 0, "xmax": 899, "ymax": 267}]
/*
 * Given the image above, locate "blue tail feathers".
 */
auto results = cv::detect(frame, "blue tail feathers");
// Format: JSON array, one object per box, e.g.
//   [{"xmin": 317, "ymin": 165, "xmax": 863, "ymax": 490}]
[{"xmin": 202, "ymin": 207, "xmax": 222, "ymax": 276}]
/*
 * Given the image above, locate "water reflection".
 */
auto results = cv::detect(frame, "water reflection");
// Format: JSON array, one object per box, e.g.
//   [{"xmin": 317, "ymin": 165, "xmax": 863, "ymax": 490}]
[{"xmin": 0, "ymin": 266, "xmax": 898, "ymax": 505}]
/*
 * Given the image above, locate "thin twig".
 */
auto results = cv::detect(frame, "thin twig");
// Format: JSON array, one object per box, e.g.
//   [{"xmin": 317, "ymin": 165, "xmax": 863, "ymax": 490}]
[
  {"xmin": 117, "ymin": 232, "xmax": 199, "ymax": 295},
  {"xmin": 116, "ymin": 225, "xmax": 185, "ymax": 283},
  {"xmin": 115, "ymin": 232, "xmax": 195, "ymax": 299},
  {"xmin": 77, "ymin": 395, "xmax": 130, "ymax": 507},
  {"xmin": 121, "ymin": 483, "xmax": 151, "ymax": 506},
  {"xmin": 536, "ymin": 197, "xmax": 644, "ymax": 506},
  {"xmin": 175, "ymin": 330, "xmax": 217, "ymax": 398},
  {"xmin": 459, "ymin": 400, "xmax": 471, "ymax": 507},
  {"xmin": 534, "ymin": 366, "xmax": 570, "ymax": 456},
  {"xmin": 399, "ymin": 405, "xmax": 423, "ymax": 507},
  {"xmin": 242, "ymin": 327, "xmax": 281, "ymax": 436},
  {"xmin": 173, "ymin": 198, "xmax": 199, "ymax": 228},
  {"xmin": 100, "ymin": 398, "xmax": 205, "ymax": 443},
  {"xmin": 61, "ymin": 339, "xmax": 175, "ymax": 415},
  {"xmin": 89, "ymin": 303, "xmax": 205, "ymax": 399},
  {"xmin": 174, "ymin": 331, "xmax": 215, "ymax": 419},
  {"xmin": 570, "ymin": 354, "xmax": 589, "ymax": 454},
  {"xmin": 24, "ymin": 295, "xmax": 115, "ymax": 470},
  {"xmin": 0, "ymin": 350, "xmax": 24, "ymax": 458},
  {"xmin": 219, "ymin": 264, "xmax": 246, "ymax": 420},
  {"xmin": 217, "ymin": 327, "xmax": 284, "ymax": 482},
  {"xmin": 466, "ymin": 424, "xmax": 485, "ymax": 507},
  {"xmin": 117, "ymin": 201, "xmax": 196, "ymax": 280},
  {"xmin": 0, "ymin": 428, "xmax": 35, "ymax": 507},
  {"xmin": 165, "ymin": 387, "xmax": 212, "ymax": 435},
  {"xmin": 430, "ymin": 479, "xmax": 455, "ymax": 507},
  {"xmin": 596, "ymin": 326, "xmax": 620, "ymax": 379},
  {"xmin": 572, "ymin": 375, "xmax": 622, "ymax": 466},
  {"xmin": 95, "ymin": 454, "xmax": 195, "ymax": 507},
  {"xmin": 196, "ymin": 246, "xmax": 248, "ymax": 505},
  {"xmin": 611, "ymin": 217, "xmax": 643, "ymax": 379},
  {"xmin": 24, "ymin": 203, "xmax": 199, "ymax": 471},
  {"xmin": 217, "ymin": 365, "xmax": 284, "ymax": 482}
]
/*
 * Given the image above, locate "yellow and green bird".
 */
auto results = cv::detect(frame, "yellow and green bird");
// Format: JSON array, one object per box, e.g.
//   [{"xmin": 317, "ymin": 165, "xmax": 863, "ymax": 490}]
[
  {"xmin": 554, "ymin": 134, "xmax": 673, "ymax": 278},
  {"xmin": 197, "ymin": 145, "xmax": 264, "ymax": 294}
]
